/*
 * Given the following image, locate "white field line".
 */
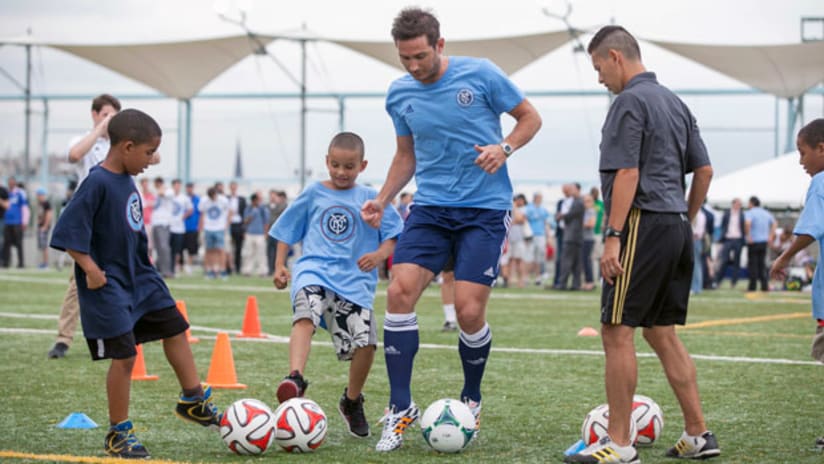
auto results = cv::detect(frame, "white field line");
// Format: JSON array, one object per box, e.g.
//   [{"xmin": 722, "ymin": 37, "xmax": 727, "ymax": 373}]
[
  {"xmin": 1, "ymin": 320, "xmax": 819, "ymax": 367},
  {"xmin": 0, "ymin": 273, "xmax": 806, "ymax": 304}
]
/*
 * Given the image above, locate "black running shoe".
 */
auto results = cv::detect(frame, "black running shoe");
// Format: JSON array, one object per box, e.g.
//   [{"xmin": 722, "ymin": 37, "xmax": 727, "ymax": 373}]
[
  {"xmin": 48, "ymin": 342, "xmax": 69, "ymax": 359},
  {"xmin": 816, "ymin": 436, "xmax": 824, "ymax": 450},
  {"xmin": 105, "ymin": 420, "xmax": 150, "ymax": 459},
  {"xmin": 276, "ymin": 370, "xmax": 308, "ymax": 403},
  {"xmin": 665, "ymin": 431, "xmax": 721, "ymax": 459},
  {"xmin": 338, "ymin": 388, "xmax": 370, "ymax": 438},
  {"xmin": 175, "ymin": 384, "xmax": 221, "ymax": 429}
]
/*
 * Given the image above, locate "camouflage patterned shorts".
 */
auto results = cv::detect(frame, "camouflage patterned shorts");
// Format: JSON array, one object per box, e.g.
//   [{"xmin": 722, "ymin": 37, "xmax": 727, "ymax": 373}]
[{"xmin": 293, "ymin": 285, "xmax": 377, "ymax": 361}]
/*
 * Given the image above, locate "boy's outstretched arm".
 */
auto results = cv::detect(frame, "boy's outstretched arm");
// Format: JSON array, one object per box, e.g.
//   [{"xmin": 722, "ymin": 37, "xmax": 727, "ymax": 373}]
[
  {"xmin": 770, "ymin": 234, "xmax": 815, "ymax": 281},
  {"xmin": 273, "ymin": 241, "xmax": 291, "ymax": 289},
  {"xmin": 357, "ymin": 238, "xmax": 397, "ymax": 272},
  {"xmin": 67, "ymin": 249, "xmax": 107, "ymax": 289}
]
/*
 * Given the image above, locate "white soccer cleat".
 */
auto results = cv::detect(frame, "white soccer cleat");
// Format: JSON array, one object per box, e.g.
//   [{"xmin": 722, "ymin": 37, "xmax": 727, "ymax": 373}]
[{"xmin": 375, "ymin": 402, "xmax": 419, "ymax": 452}]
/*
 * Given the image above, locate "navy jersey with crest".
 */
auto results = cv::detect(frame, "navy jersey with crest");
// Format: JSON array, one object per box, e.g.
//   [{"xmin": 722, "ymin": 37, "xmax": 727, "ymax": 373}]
[
  {"xmin": 269, "ymin": 182, "xmax": 404, "ymax": 309},
  {"xmin": 50, "ymin": 165, "xmax": 175, "ymax": 339}
]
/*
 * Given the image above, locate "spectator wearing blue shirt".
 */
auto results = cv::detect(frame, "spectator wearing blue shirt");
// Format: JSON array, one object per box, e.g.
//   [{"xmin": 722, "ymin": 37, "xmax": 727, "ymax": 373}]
[
  {"xmin": 2, "ymin": 176, "xmax": 28, "ymax": 268},
  {"xmin": 182, "ymin": 182, "xmax": 200, "ymax": 275},
  {"xmin": 525, "ymin": 192, "xmax": 551, "ymax": 285},
  {"xmin": 744, "ymin": 196, "xmax": 776, "ymax": 292},
  {"xmin": 240, "ymin": 192, "xmax": 269, "ymax": 277}
]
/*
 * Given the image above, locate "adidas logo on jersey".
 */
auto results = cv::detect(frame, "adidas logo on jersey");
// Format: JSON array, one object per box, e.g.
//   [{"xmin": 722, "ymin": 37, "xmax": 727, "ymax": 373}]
[{"xmin": 483, "ymin": 267, "xmax": 495, "ymax": 278}]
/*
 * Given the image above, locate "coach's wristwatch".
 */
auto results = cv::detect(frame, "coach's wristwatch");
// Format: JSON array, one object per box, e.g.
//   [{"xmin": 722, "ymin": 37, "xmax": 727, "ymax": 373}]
[
  {"xmin": 604, "ymin": 226, "xmax": 622, "ymax": 238},
  {"xmin": 500, "ymin": 142, "xmax": 514, "ymax": 158}
]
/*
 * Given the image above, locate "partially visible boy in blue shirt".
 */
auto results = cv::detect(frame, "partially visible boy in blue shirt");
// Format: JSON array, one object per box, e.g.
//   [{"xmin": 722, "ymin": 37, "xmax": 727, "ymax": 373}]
[
  {"xmin": 50, "ymin": 109, "xmax": 220, "ymax": 459},
  {"xmin": 269, "ymin": 131, "xmax": 404, "ymax": 439}
]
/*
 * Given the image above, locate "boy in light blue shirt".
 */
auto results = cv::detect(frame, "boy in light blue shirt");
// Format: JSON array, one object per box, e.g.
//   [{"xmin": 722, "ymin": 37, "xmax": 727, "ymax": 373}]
[
  {"xmin": 269, "ymin": 132, "xmax": 404, "ymax": 439},
  {"xmin": 770, "ymin": 118, "xmax": 824, "ymax": 448}
]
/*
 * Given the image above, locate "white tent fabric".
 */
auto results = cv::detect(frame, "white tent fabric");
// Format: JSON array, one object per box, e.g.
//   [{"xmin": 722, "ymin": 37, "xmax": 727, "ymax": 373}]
[
  {"xmin": 331, "ymin": 29, "xmax": 574, "ymax": 75},
  {"xmin": 1, "ymin": 30, "xmax": 574, "ymax": 99},
  {"xmin": 649, "ymin": 39, "xmax": 824, "ymax": 98},
  {"xmin": 2, "ymin": 35, "xmax": 274, "ymax": 99},
  {"xmin": 707, "ymin": 151, "xmax": 810, "ymax": 209}
]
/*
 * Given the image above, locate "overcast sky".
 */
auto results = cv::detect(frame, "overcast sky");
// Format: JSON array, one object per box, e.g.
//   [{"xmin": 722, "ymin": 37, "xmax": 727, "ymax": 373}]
[{"xmin": 0, "ymin": 0, "xmax": 822, "ymax": 195}]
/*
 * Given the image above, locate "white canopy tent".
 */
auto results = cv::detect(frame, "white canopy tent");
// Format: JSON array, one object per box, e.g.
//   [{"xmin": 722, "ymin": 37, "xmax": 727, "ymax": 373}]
[
  {"xmin": 648, "ymin": 39, "xmax": 824, "ymax": 99},
  {"xmin": 706, "ymin": 151, "xmax": 810, "ymax": 209}
]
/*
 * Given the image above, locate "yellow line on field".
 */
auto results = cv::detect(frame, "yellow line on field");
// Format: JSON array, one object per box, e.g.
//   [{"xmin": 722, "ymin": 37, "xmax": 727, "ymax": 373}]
[
  {"xmin": 681, "ymin": 312, "xmax": 809, "ymax": 330},
  {"xmin": 0, "ymin": 450, "xmax": 190, "ymax": 464}
]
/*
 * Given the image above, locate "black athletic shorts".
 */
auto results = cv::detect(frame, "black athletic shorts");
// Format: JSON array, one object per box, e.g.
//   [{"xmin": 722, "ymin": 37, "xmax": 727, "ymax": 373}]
[
  {"xmin": 85, "ymin": 306, "xmax": 189, "ymax": 360},
  {"xmin": 183, "ymin": 231, "xmax": 199, "ymax": 255},
  {"xmin": 600, "ymin": 208, "xmax": 693, "ymax": 328}
]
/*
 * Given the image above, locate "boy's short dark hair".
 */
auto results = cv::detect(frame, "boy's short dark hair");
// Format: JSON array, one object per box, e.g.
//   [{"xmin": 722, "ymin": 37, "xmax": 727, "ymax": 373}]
[
  {"xmin": 391, "ymin": 7, "xmax": 440, "ymax": 47},
  {"xmin": 108, "ymin": 109, "xmax": 161, "ymax": 146},
  {"xmin": 799, "ymin": 118, "xmax": 824, "ymax": 148},
  {"xmin": 328, "ymin": 131, "xmax": 365, "ymax": 158},
  {"xmin": 92, "ymin": 93, "xmax": 121, "ymax": 112},
  {"xmin": 587, "ymin": 25, "xmax": 641, "ymax": 60},
  {"xmin": 750, "ymin": 196, "xmax": 761, "ymax": 207}
]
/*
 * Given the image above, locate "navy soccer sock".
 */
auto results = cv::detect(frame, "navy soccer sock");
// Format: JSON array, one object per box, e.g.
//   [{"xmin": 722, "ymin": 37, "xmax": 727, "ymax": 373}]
[
  {"xmin": 383, "ymin": 312, "xmax": 419, "ymax": 411},
  {"xmin": 459, "ymin": 323, "xmax": 492, "ymax": 403}
]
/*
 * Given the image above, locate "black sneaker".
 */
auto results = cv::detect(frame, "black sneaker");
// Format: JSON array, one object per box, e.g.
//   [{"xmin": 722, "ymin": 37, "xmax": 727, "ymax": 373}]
[
  {"xmin": 105, "ymin": 420, "xmax": 150, "ymax": 459},
  {"xmin": 48, "ymin": 342, "xmax": 69, "ymax": 359},
  {"xmin": 175, "ymin": 384, "xmax": 221, "ymax": 429},
  {"xmin": 665, "ymin": 431, "xmax": 721, "ymax": 459},
  {"xmin": 441, "ymin": 321, "xmax": 458, "ymax": 332},
  {"xmin": 816, "ymin": 436, "xmax": 824, "ymax": 450},
  {"xmin": 338, "ymin": 388, "xmax": 370, "ymax": 438},
  {"xmin": 276, "ymin": 370, "xmax": 308, "ymax": 403}
]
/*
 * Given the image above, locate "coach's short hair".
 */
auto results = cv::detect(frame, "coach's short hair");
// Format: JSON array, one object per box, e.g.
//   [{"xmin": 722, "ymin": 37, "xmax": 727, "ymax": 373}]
[
  {"xmin": 328, "ymin": 131, "xmax": 365, "ymax": 158},
  {"xmin": 587, "ymin": 25, "xmax": 641, "ymax": 61},
  {"xmin": 391, "ymin": 7, "xmax": 440, "ymax": 47},
  {"xmin": 108, "ymin": 109, "xmax": 162, "ymax": 146},
  {"xmin": 92, "ymin": 93, "xmax": 121, "ymax": 113},
  {"xmin": 799, "ymin": 118, "xmax": 824, "ymax": 148}
]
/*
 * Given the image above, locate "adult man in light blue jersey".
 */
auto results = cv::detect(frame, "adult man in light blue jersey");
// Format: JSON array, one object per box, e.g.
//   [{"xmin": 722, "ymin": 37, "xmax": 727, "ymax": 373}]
[{"xmin": 360, "ymin": 7, "xmax": 542, "ymax": 452}]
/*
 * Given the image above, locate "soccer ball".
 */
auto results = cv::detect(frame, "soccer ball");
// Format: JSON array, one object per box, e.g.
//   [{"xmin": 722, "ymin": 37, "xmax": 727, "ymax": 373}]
[
  {"xmin": 631, "ymin": 394, "xmax": 664, "ymax": 446},
  {"xmin": 420, "ymin": 399, "xmax": 476, "ymax": 453},
  {"xmin": 219, "ymin": 398, "xmax": 277, "ymax": 455},
  {"xmin": 273, "ymin": 398, "xmax": 327, "ymax": 452},
  {"xmin": 581, "ymin": 403, "xmax": 638, "ymax": 446}
]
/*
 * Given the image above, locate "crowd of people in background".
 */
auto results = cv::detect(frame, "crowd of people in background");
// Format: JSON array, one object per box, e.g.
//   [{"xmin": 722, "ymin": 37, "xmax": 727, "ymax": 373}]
[{"xmin": 0, "ymin": 173, "xmax": 815, "ymax": 297}]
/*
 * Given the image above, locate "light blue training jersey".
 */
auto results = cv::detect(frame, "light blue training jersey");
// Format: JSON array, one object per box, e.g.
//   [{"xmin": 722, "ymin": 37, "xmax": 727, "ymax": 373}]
[
  {"xmin": 745, "ymin": 206, "xmax": 775, "ymax": 243},
  {"xmin": 385, "ymin": 56, "xmax": 525, "ymax": 211},
  {"xmin": 794, "ymin": 172, "xmax": 824, "ymax": 320},
  {"xmin": 269, "ymin": 182, "xmax": 404, "ymax": 309}
]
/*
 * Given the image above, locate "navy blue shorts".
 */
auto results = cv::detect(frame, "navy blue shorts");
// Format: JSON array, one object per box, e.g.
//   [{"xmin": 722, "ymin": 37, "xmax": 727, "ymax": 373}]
[
  {"xmin": 85, "ymin": 306, "xmax": 189, "ymax": 360},
  {"xmin": 392, "ymin": 206, "xmax": 510, "ymax": 286}
]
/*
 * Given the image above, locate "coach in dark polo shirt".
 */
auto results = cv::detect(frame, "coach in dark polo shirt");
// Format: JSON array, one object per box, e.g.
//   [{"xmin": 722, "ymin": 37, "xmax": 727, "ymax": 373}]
[{"xmin": 564, "ymin": 26, "xmax": 720, "ymax": 464}]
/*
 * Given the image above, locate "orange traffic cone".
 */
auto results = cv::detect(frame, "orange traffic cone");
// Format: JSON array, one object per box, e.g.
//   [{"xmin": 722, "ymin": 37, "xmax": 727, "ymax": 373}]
[
  {"xmin": 238, "ymin": 295, "xmax": 265, "ymax": 338},
  {"xmin": 206, "ymin": 332, "xmax": 247, "ymax": 389},
  {"xmin": 176, "ymin": 300, "xmax": 200, "ymax": 344},
  {"xmin": 131, "ymin": 344, "xmax": 159, "ymax": 381}
]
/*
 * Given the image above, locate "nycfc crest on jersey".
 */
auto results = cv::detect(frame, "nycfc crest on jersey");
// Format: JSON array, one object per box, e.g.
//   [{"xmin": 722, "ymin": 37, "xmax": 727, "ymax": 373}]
[
  {"xmin": 126, "ymin": 192, "xmax": 143, "ymax": 232},
  {"xmin": 207, "ymin": 205, "xmax": 222, "ymax": 219},
  {"xmin": 456, "ymin": 88, "xmax": 474, "ymax": 107},
  {"xmin": 321, "ymin": 205, "xmax": 356, "ymax": 242}
]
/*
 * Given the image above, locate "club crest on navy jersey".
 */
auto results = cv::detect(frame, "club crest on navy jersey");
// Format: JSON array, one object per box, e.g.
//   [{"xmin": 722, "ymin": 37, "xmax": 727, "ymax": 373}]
[
  {"xmin": 126, "ymin": 192, "xmax": 143, "ymax": 231},
  {"xmin": 456, "ymin": 88, "xmax": 474, "ymax": 107},
  {"xmin": 321, "ymin": 205, "xmax": 356, "ymax": 242}
]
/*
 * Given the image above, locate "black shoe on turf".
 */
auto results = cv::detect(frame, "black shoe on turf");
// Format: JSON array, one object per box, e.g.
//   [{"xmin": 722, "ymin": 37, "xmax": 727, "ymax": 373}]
[
  {"xmin": 276, "ymin": 370, "xmax": 308, "ymax": 403},
  {"xmin": 175, "ymin": 384, "xmax": 221, "ymax": 429},
  {"xmin": 48, "ymin": 342, "xmax": 69, "ymax": 359},
  {"xmin": 665, "ymin": 431, "xmax": 721, "ymax": 459},
  {"xmin": 105, "ymin": 420, "xmax": 150, "ymax": 459},
  {"xmin": 338, "ymin": 388, "xmax": 370, "ymax": 438}
]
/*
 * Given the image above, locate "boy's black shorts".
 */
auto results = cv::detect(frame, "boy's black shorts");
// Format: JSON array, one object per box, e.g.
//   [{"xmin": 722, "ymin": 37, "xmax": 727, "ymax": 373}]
[
  {"xmin": 85, "ymin": 306, "xmax": 189, "ymax": 360},
  {"xmin": 601, "ymin": 209, "xmax": 693, "ymax": 328}
]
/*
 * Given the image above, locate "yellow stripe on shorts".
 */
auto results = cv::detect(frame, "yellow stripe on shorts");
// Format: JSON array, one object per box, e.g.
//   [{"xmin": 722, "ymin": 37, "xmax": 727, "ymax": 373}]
[{"xmin": 611, "ymin": 208, "xmax": 641, "ymax": 324}]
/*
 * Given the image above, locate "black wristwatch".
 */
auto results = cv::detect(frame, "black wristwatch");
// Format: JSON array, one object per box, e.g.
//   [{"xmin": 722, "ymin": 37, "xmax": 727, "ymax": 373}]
[{"xmin": 604, "ymin": 226, "xmax": 622, "ymax": 238}]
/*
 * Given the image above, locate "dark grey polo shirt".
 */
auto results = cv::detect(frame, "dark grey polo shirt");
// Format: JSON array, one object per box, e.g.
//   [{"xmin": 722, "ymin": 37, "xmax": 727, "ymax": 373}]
[{"xmin": 599, "ymin": 72, "xmax": 710, "ymax": 217}]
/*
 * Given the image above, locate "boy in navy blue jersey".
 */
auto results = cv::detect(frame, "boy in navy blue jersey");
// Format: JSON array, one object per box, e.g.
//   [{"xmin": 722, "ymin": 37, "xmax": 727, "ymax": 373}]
[{"xmin": 50, "ymin": 109, "xmax": 220, "ymax": 459}]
